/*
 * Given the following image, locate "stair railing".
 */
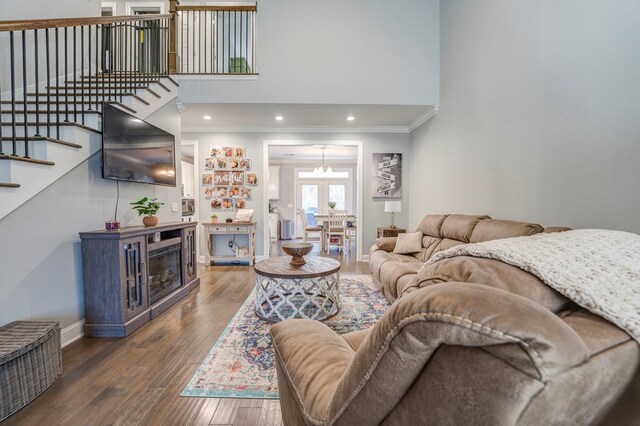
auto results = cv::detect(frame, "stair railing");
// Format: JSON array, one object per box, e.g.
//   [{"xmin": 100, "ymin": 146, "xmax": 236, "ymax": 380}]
[
  {"xmin": 0, "ymin": 14, "xmax": 170, "ymax": 160},
  {"xmin": 169, "ymin": 0, "xmax": 257, "ymax": 75}
]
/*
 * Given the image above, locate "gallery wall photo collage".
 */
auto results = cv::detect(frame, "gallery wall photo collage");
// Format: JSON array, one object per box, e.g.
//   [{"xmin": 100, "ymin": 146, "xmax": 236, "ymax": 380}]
[{"xmin": 203, "ymin": 146, "xmax": 258, "ymax": 211}]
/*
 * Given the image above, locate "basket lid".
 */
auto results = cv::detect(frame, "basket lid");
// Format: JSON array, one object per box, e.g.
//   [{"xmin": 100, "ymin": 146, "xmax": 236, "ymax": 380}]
[{"xmin": 0, "ymin": 321, "xmax": 60, "ymax": 365}]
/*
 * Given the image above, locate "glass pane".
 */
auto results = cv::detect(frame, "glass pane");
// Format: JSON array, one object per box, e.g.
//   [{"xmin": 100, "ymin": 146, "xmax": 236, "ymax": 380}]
[
  {"xmin": 301, "ymin": 184, "xmax": 319, "ymax": 225},
  {"xmin": 328, "ymin": 184, "xmax": 346, "ymax": 210}
]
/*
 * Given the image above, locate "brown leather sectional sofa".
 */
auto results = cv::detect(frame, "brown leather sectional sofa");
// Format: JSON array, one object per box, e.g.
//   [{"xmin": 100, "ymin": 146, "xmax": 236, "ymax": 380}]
[{"xmin": 271, "ymin": 214, "xmax": 640, "ymax": 425}]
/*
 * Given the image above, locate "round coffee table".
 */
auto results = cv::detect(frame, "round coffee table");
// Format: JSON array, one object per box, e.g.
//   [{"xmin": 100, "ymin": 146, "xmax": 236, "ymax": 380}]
[{"xmin": 253, "ymin": 256, "xmax": 341, "ymax": 322}]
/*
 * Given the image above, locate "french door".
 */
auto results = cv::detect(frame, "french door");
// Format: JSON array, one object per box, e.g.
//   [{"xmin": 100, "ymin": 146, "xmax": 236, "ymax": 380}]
[{"xmin": 295, "ymin": 180, "xmax": 350, "ymax": 236}]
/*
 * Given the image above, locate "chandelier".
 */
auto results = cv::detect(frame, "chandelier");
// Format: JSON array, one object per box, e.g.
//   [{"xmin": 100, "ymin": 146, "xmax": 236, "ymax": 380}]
[{"xmin": 313, "ymin": 146, "xmax": 333, "ymax": 174}]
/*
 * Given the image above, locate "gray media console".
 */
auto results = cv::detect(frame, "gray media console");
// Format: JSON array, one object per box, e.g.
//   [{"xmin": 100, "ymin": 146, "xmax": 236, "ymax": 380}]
[{"xmin": 79, "ymin": 222, "xmax": 199, "ymax": 337}]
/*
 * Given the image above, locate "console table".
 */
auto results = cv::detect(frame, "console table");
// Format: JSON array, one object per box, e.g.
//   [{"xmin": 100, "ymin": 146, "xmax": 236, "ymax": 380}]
[
  {"xmin": 203, "ymin": 222, "xmax": 256, "ymax": 266},
  {"xmin": 377, "ymin": 227, "xmax": 406, "ymax": 238},
  {"xmin": 79, "ymin": 222, "xmax": 199, "ymax": 337}
]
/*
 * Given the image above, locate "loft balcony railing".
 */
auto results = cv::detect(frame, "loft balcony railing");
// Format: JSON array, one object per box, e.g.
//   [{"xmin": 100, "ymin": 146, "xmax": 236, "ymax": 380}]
[{"xmin": 169, "ymin": 1, "xmax": 257, "ymax": 75}]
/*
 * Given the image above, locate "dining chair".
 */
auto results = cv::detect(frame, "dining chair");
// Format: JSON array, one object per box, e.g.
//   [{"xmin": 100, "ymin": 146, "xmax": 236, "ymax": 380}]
[
  {"xmin": 347, "ymin": 220, "xmax": 357, "ymax": 251},
  {"xmin": 326, "ymin": 209, "xmax": 348, "ymax": 252},
  {"xmin": 298, "ymin": 209, "xmax": 323, "ymax": 242}
]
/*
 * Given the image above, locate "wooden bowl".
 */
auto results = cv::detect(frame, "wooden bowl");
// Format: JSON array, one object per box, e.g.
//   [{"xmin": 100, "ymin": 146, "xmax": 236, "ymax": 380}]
[{"xmin": 282, "ymin": 242, "xmax": 313, "ymax": 267}]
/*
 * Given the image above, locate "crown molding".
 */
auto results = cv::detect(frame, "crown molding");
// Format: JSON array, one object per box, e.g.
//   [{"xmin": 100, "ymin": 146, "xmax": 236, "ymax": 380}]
[
  {"xmin": 181, "ymin": 125, "xmax": 410, "ymax": 134},
  {"xmin": 408, "ymin": 106, "xmax": 439, "ymax": 132}
]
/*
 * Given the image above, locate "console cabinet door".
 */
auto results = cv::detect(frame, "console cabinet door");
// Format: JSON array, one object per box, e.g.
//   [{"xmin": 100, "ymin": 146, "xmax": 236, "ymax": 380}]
[
  {"xmin": 183, "ymin": 226, "xmax": 197, "ymax": 284},
  {"xmin": 121, "ymin": 236, "xmax": 149, "ymax": 321}
]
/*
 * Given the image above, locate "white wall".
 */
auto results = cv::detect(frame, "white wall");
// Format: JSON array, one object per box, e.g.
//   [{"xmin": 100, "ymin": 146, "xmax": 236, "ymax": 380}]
[
  {"xmin": 177, "ymin": 0, "xmax": 440, "ymax": 105},
  {"xmin": 183, "ymin": 131, "xmax": 411, "ymax": 258},
  {"xmin": 0, "ymin": 0, "xmax": 101, "ymax": 20},
  {"xmin": 409, "ymin": 0, "xmax": 640, "ymax": 233},
  {"xmin": 0, "ymin": 100, "xmax": 182, "ymax": 329}
]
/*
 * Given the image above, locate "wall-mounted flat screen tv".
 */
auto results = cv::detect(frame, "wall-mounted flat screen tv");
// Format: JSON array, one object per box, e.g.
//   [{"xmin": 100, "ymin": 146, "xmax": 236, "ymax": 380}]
[{"xmin": 102, "ymin": 103, "xmax": 176, "ymax": 186}]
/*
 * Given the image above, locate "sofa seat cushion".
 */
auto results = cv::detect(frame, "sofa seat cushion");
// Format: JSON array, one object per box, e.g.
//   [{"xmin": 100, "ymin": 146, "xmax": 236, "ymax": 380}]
[{"xmin": 380, "ymin": 258, "xmax": 422, "ymax": 301}]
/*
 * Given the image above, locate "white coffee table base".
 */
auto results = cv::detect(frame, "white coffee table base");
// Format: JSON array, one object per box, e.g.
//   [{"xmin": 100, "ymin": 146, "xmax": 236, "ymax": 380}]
[{"xmin": 254, "ymin": 272, "xmax": 340, "ymax": 322}]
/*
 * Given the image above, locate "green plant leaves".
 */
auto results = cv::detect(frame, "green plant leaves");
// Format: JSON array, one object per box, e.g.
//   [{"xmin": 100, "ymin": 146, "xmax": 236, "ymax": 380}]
[{"xmin": 130, "ymin": 197, "xmax": 164, "ymax": 216}]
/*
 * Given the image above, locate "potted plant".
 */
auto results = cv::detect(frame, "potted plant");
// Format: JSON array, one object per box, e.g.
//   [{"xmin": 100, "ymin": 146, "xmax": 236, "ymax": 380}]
[
  {"xmin": 328, "ymin": 201, "xmax": 337, "ymax": 209},
  {"xmin": 130, "ymin": 197, "xmax": 164, "ymax": 227},
  {"xmin": 211, "ymin": 214, "xmax": 218, "ymax": 223}
]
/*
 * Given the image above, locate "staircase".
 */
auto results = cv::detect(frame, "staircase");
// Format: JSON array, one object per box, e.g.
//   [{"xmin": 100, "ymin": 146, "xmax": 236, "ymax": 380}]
[{"xmin": 0, "ymin": 14, "xmax": 177, "ymax": 220}]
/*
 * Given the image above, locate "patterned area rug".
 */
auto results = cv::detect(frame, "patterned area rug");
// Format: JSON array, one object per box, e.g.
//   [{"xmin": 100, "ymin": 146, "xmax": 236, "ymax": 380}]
[{"xmin": 181, "ymin": 274, "xmax": 389, "ymax": 399}]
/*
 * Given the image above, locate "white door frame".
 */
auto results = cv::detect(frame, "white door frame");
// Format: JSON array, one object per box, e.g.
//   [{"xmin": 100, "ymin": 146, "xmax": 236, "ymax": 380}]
[
  {"xmin": 125, "ymin": 2, "xmax": 166, "ymax": 15},
  {"xmin": 101, "ymin": 2, "xmax": 117, "ymax": 15},
  {"xmin": 263, "ymin": 140, "xmax": 364, "ymax": 261},
  {"xmin": 182, "ymin": 140, "xmax": 200, "ymax": 261}
]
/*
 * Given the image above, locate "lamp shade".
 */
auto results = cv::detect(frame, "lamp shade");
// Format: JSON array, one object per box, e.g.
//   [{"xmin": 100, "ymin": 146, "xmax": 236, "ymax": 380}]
[{"xmin": 384, "ymin": 201, "xmax": 402, "ymax": 213}]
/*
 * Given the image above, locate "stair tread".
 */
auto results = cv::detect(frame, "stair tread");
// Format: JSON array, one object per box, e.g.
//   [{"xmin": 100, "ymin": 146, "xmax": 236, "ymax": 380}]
[
  {"xmin": 0, "ymin": 136, "xmax": 83, "ymax": 148},
  {"xmin": 26, "ymin": 93, "xmax": 151, "ymax": 105},
  {"xmin": 1, "ymin": 121, "xmax": 100, "ymax": 134},
  {"xmin": 0, "ymin": 100, "xmax": 136, "ymax": 114},
  {"xmin": 1, "ymin": 109, "xmax": 101, "ymax": 114},
  {"xmin": 0, "ymin": 155, "xmax": 55, "ymax": 166},
  {"xmin": 0, "ymin": 182, "xmax": 20, "ymax": 188}
]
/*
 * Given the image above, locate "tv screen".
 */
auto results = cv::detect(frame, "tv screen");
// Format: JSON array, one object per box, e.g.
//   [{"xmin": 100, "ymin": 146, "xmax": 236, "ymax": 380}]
[{"xmin": 102, "ymin": 103, "xmax": 176, "ymax": 186}]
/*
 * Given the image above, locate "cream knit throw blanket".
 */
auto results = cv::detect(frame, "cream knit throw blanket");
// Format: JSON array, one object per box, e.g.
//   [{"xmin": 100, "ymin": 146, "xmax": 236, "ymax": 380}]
[{"xmin": 424, "ymin": 229, "xmax": 640, "ymax": 343}]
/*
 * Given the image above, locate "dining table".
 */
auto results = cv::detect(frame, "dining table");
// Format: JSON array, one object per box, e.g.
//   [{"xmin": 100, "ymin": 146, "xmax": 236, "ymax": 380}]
[{"xmin": 313, "ymin": 213, "xmax": 357, "ymax": 251}]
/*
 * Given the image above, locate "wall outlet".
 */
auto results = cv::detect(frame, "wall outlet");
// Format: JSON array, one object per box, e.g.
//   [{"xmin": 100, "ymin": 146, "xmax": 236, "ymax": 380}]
[
  {"xmin": 287, "ymin": 204, "xmax": 293, "ymax": 208},
  {"xmin": 171, "ymin": 202, "xmax": 179, "ymax": 212},
  {"xmin": 228, "ymin": 240, "xmax": 234, "ymax": 248}
]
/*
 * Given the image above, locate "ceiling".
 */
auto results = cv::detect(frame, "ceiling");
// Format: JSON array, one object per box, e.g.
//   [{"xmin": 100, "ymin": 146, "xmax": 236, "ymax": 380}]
[
  {"xmin": 179, "ymin": 103, "xmax": 437, "ymax": 132},
  {"xmin": 269, "ymin": 145, "xmax": 358, "ymax": 161}
]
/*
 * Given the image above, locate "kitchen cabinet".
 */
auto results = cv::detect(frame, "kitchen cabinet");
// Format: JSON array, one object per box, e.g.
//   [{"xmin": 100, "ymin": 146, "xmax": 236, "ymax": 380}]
[
  {"xmin": 268, "ymin": 213, "xmax": 279, "ymax": 241},
  {"xmin": 268, "ymin": 165, "xmax": 280, "ymax": 200}
]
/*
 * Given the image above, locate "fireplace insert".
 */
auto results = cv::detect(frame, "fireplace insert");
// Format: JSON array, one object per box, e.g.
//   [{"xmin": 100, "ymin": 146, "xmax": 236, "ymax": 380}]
[{"xmin": 148, "ymin": 243, "xmax": 183, "ymax": 305}]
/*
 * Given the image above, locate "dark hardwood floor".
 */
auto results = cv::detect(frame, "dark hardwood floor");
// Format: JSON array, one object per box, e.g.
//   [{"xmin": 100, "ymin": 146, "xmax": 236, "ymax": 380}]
[{"xmin": 5, "ymin": 240, "xmax": 367, "ymax": 426}]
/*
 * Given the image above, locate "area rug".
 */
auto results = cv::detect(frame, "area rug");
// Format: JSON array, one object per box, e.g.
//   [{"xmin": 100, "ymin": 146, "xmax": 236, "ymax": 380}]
[{"xmin": 181, "ymin": 274, "xmax": 389, "ymax": 399}]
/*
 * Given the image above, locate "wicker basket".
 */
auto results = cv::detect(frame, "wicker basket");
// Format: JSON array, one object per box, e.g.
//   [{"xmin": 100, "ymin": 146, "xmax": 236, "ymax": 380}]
[{"xmin": 0, "ymin": 321, "xmax": 62, "ymax": 421}]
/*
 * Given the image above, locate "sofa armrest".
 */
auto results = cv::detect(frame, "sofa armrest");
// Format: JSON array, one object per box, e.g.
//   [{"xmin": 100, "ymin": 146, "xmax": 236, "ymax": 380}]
[
  {"xmin": 271, "ymin": 319, "xmax": 356, "ymax": 424},
  {"xmin": 325, "ymin": 282, "xmax": 589, "ymax": 425},
  {"xmin": 374, "ymin": 236, "xmax": 397, "ymax": 252}
]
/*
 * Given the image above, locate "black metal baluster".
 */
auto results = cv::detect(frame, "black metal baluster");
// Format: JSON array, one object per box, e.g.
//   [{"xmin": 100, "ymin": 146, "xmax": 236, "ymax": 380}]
[
  {"xmin": 216, "ymin": 11, "xmax": 219, "ymax": 73},
  {"xmin": 34, "ymin": 29, "xmax": 41, "ymax": 136},
  {"xmin": 10, "ymin": 32, "xmax": 17, "ymax": 156},
  {"xmin": 46, "ymin": 28, "xmax": 51, "ymax": 136},
  {"xmin": 21, "ymin": 31, "xmax": 29, "ymax": 157},
  {"xmin": 240, "ymin": 11, "xmax": 243, "ymax": 74},
  {"xmin": 227, "ymin": 11, "xmax": 230, "ymax": 73},
  {"xmin": 73, "ymin": 26, "xmax": 77, "ymax": 122},
  {"xmin": 95, "ymin": 25, "xmax": 100, "ymax": 111},
  {"xmin": 64, "ymin": 27, "xmax": 69, "ymax": 122},
  {"xmin": 81, "ymin": 26, "xmax": 85, "ymax": 124},
  {"xmin": 88, "ymin": 25, "xmax": 92, "ymax": 111},
  {"xmin": 55, "ymin": 28, "xmax": 60, "ymax": 138}
]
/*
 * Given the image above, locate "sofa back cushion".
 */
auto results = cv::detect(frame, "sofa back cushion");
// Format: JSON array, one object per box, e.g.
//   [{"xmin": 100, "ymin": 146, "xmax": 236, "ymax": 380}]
[
  {"xmin": 414, "ymin": 214, "xmax": 488, "ymax": 261},
  {"xmin": 413, "ymin": 214, "xmax": 544, "ymax": 262},
  {"xmin": 470, "ymin": 219, "xmax": 543, "ymax": 243}
]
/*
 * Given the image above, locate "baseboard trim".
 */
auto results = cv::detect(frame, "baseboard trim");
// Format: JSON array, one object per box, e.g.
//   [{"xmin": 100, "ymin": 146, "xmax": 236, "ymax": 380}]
[
  {"xmin": 61, "ymin": 319, "xmax": 85, "ymax": 348},
  {"xmin": 359, "ymin": 254, "xmax": 369, "ymax": 262},
  {"xmin": 255, "ymin": 255, "xmax": 266, "ymax": 262}
]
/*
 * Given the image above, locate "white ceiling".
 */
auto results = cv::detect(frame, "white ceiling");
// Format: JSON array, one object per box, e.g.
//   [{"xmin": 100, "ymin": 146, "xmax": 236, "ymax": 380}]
[
  {"xmin": 268, "ymin": 145, "xmax": 358, "ymax": 161},
  {"xmin": 179, "ymin": 103, "xmax": 437, "ymax": 132}
]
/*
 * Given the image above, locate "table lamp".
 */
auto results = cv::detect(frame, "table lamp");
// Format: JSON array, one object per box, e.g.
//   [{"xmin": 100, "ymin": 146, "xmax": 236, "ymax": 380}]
[{"xmin": 384, "ymin": 201, "xmax": 401, "ymax": 229}]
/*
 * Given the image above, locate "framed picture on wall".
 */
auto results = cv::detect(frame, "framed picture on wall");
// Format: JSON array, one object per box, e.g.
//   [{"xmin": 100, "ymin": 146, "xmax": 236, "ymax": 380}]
[
  {"xmin": 204, "ymin": 158, "xmax": 215, "ymax": 169},
  {"xmin": 229, "ymin": 171, "xmax": 244, "ymax": 186},
  {"xmin": 204, "ymin": 187, "xmax": 214, "ymax": 198},
  {"xmin": 215, "ymin": 157, "xmax": 228, "ymax": 169},
  {"xmin": 211, "ymin": 199, "xmax": 222, "ymax": 209},
  {"xmin": 222, "ymin": 147, "xmax": 234, "ymax": 157},
  {"xmin": 240, "ymin": 187, "xmax": 251, "ymax": 199},
  {"xmin": 239, "ymin": 158, "xmax": 251, "ymax": 170},
  {"xmin": 235, "ymin": 147, "xmax": 246, "ymax": 157},
  {"xmin": 202, "ymin": 173, "xmax": 213, "ymax": 185},
  {"xmin": 246, "ymin": 173, "xmax": 257, "ymax": 185},
  {"xmin": 214, "ymin": 171, "xmax": 231, "ymax": 186},
  {"xmin": 222, "ymin": 198, "xmax": 234, "ymax": 210},
  {"xmin": 372, "ymin": 153, "xmax": 402, "ymax": 198}
]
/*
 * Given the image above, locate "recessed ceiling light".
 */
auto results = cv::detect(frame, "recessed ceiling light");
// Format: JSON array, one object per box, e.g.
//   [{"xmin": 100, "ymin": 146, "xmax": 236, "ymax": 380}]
[
  {"xmin": 275, "ymin": 115, "xmax": 284, "ymax": 121},
  {"xmin": 347, "ymin": 115, "xmax": 355, "ymax": 121},
  {"xmin": 203, "ymin": 115, "xmax": 212, "ymax": 120}
]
